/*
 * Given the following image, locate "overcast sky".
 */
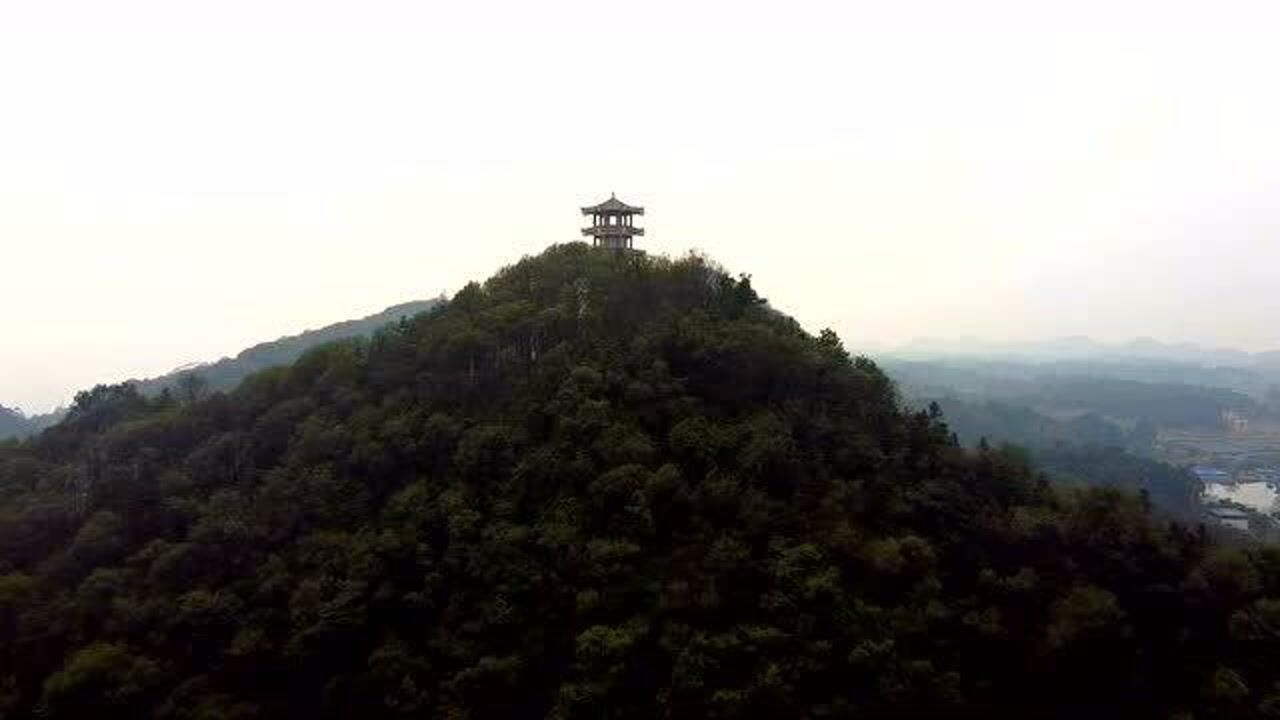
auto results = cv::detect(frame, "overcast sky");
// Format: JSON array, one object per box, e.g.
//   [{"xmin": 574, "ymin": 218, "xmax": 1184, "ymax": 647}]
[{"xmin": 2, "ymin": 0, "xmax": 1279, "ymax": 412}]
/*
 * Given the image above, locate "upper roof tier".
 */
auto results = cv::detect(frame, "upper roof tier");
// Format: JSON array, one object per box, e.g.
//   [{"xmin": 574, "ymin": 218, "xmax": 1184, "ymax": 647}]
[{"xmin": 581, "ymin": 194, "xmax": 644, "ymax": 215}]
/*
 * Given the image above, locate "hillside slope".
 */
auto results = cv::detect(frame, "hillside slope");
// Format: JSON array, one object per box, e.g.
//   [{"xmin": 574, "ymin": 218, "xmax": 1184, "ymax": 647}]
[
  {"xmin": 0, "ymin": 244, "xmax": 1276, "ymax": 718},
  {"xmin": 131, "ymin": 298, "xmax": 442, "ymax": 397},
  {"xmin": 0, "ymin": 301, "xmax": 441, "ymax": 442}
]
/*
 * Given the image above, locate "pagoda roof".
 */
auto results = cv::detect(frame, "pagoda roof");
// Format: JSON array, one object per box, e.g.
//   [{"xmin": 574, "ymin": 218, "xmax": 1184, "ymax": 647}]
[{"xmin": 581, "ymin": 194, "xmax": 644, "ymax": 215}]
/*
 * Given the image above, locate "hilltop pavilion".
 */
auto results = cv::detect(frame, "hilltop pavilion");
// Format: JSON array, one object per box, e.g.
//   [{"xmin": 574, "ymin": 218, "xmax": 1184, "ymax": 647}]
[{"xmin": 581, "ymin": 194, "xmax": 644, "ymax": 251}]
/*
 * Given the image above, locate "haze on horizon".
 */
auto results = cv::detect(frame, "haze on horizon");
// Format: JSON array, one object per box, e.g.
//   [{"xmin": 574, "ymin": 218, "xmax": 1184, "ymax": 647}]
[{"xmin": 3, "ymin": 0, "xmax": 1279, "ymax": 413}]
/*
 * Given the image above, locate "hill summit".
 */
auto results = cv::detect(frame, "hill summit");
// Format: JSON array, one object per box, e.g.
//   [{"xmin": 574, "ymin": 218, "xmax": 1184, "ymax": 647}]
[{"xmin": 0, "ymin": 244, "xmax": 1277, "ymax": 718}]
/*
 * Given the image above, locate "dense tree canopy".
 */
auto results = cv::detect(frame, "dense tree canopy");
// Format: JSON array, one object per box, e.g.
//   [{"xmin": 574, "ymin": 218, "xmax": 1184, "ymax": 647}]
[{"xmin": 0, "ymin": 244, "xmax": 1276, "ymax": 718}]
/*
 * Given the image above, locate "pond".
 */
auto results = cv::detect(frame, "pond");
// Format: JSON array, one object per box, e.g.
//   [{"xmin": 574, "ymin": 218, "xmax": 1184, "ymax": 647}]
[{"xmin": 1204, "ymin": 481, "xmax": 1279, "ymax": 514}]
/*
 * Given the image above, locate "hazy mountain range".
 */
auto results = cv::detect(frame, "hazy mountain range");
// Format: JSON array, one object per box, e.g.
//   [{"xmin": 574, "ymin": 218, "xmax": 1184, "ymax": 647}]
[
  {"xmin": 4, "ymin": 313, "xmax": 1274, "ymax": 444},
  {"xmin": 0, "ymin": 404, "xmax": 66, "ymax": 442},
  {"xmin": 891, "ymin": 335, "xmax": 1280, "ymax": 368},
  {"xmin": 126, "ymin": 297, "xmax": 443, "ymax": 398},
  {"xmin": 0, "ymin": 298, "xmax": 442, "ymax": 440},
  {"xmin": 0, "ymin": 406, "xmax": 28, "ymax": 440}
]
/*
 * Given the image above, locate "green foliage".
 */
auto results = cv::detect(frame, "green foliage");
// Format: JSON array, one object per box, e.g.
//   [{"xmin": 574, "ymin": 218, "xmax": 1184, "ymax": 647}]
[
  {"xmin": 0, "ymin": 243, "xmax": 1273, "ymax": 718},
  {"xmin": 41, "ymin": 643, "xmax": 164, "ymax": 715}
]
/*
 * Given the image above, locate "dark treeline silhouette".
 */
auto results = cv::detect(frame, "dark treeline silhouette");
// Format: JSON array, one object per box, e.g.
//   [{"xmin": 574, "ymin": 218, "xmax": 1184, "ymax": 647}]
[{"xmin": 1, "ymin": 245, "xmax": 1278, "ymax": 718}]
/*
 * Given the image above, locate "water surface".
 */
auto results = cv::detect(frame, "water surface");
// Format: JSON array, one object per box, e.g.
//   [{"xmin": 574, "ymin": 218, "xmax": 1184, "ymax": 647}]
[{"xmin": 1204, "ymin": 481, "xmax": 1279, "ymax": 513}]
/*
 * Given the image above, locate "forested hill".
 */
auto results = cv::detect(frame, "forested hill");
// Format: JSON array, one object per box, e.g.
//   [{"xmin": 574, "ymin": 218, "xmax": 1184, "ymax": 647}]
[
  {"xmin": 129, "ymin": 298, "xmax": 442, "ymax": 397},
  {"xmin": 2, "ymin": 244, "xmax": 1280, "ymax": 717}
]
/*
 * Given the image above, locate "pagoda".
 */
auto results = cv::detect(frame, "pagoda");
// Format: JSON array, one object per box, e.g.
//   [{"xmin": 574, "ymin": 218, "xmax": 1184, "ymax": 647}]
[{"xmin": 581, "ymin": 194, "xmax": 644, "ymax": 251}]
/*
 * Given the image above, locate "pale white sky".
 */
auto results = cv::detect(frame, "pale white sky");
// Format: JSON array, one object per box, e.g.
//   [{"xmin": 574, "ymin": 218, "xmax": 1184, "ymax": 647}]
[{"xmin": 2, "ymin": 0, "xmax": 1280, "ymax": 412}]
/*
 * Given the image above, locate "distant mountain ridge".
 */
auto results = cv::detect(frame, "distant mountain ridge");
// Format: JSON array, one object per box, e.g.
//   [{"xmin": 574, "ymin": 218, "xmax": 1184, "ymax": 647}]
[
  {"xmin": 0, "ymin": 406, "xmax": 27, "ymax": 440},
  {"xmin": 0, "ymin": 298, "xmax": 443, "ymax": 440},
  {"xmin": 128, "ymin": 298, "xmax": 444, "ymax": 397},
  {"xmin": 0, "ymin": 405, "xmax": 64, "ymax": 442},
  {"xmin": 893, "ymin": 335, "xmax": 1271, "ymax": 368}
]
